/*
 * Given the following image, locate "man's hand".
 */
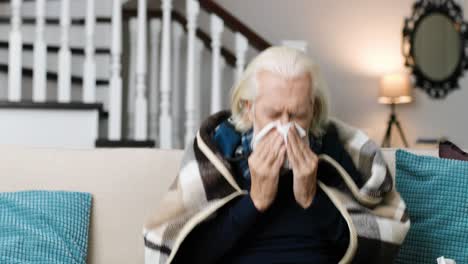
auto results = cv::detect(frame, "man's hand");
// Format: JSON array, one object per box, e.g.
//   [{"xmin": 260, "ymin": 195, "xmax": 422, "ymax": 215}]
[
  {"xmin": 248, "ymin": 129, "xmax": 286, "ymax": 213},
  {"xmin": 286, "ymin": 127, "xmax": 318, "ymax": 209}
]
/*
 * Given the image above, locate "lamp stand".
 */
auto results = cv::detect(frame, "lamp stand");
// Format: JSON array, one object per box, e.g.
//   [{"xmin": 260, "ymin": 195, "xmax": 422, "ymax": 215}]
[{"xmin": 381, "ymin": 103, "xmax": 409, "ymax": 148}]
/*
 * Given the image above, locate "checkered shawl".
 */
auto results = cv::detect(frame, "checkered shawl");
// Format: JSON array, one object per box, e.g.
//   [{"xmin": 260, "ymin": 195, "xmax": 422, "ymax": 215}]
[{"xmin": 143, "ymin": 110, "xmax": 410, "ymax": 264}]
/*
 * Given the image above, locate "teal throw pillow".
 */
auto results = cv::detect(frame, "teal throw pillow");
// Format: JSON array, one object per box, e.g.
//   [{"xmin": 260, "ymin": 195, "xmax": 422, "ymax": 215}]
[
  {"xmin": 0, "ymin": 191, "xmax": 92, "ymax": 263},
  {"xmin": 395, "ymin": 150, "xmax": 468, "ymax": 263}
]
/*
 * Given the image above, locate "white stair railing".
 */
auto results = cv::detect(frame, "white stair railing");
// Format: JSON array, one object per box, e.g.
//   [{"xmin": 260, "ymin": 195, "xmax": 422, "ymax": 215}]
[
  {"xmin": 8, "ymin": 0, "xmax": 22, "ymax": 102},
  {"xmin": 159, "ymin": 0, "xmax": 173, "ymax": 148},
  {"xmin": 149, "ymin": 19, "xmax": 162, "ymax": 143},
  {"xmin": 108, "ymin": 0, "xmax": 123, "ymax": 140},
  {"xmin": 171, "ymin": 21, "xmax": 184, "ymax": 148},
  {"xmin": 83, "ymin": 0, "xmax": 96, "ymax": 103},
  {"xmin": 184, "ymin": 0, "xmax": 200, "ymax": 147},
  {"xmin": 58, "ymin": 0, "xmax": 71, "ymax": 102},
  {"xmin": 120, "ymin": 2, "xmax": 267, "ymax": 148},
  {"xmin": 33, "ymin": 0, "xmax": 47, "ymax": 102},
  {"xmin": 1, "ymin": 0, "xmax": 268, "ymax": 150},
  {"xmin": 210, "ymin": 14, "xmax": 224, "ymax": 114}
]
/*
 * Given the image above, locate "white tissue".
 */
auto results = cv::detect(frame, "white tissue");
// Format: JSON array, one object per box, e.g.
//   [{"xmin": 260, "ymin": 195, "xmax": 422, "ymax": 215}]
[
  {"xmin": 437, "ymin": 257, "xmax": 456, "ymax": 264},
  {"xmin": 251, "ymin": 120, "xmax": 307, "ymax": 169}
]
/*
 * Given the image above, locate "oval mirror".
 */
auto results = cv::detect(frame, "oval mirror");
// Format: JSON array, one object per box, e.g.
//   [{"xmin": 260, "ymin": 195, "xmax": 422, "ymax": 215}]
[
  {"xmin": 402, "ymin": 0, "xmax": 468, "ymax": 98},
  {"xmin": 413, "ymin": 14, "xmax": 461, "ymax": 81}
]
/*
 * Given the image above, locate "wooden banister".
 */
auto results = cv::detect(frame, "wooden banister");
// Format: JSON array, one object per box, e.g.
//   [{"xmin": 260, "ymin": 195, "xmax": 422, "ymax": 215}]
[
  {"xmin": 198, "ymin": 0, "xmax": 271, "ymax": 51},
  {"xmin": 122, "ymin": 0, "xmax": 274, "ymax": 63}
]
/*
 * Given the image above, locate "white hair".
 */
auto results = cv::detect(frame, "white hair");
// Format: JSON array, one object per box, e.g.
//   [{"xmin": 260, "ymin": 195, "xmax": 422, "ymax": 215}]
[{"xmin": 229, "ymin": 45, "xmax": 330, "ymax": 137}]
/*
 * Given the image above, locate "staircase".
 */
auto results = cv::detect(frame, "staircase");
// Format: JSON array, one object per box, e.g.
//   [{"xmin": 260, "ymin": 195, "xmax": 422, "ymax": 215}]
[{"xmin": 0, "ymin": 0, "xmax": 271, "ymax": 149}]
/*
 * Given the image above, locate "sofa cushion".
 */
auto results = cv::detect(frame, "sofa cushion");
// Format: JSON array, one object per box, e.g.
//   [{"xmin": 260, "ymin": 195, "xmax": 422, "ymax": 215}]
[
  {"xmin": 0, "ymin": 191, "xmax": 92, "ymax": 263},
  {"xmin": 395, "ymin": 150, "xmax": 468, "ymax": 263},
  {"xmin": 439, "ymin": 140, "xmax": 468, "ymax": 161}
]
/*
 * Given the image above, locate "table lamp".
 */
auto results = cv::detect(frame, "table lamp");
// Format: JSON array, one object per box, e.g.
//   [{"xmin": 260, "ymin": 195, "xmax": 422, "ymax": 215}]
[{"xmin": 378, "ymin": 73, "xmax": 412, "ymax": 147}]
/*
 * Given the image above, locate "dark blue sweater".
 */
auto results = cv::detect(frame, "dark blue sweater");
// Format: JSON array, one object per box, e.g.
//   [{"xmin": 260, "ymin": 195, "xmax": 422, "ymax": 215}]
[{"xmin": 172, "ymin": 122, "xmax": 362, "ymax": 264}]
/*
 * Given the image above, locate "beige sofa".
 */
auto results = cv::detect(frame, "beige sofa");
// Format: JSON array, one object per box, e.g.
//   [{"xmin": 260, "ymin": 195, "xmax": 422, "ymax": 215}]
[{"xmin": 0, "ymin": 145, "xmax": 439, "ymax": 263}]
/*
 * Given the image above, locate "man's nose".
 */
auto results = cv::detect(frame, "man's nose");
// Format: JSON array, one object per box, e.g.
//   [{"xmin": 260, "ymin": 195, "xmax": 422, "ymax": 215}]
[{"xmin": 279, "ymin": 113, "xmax": 291, "ymax": 124}]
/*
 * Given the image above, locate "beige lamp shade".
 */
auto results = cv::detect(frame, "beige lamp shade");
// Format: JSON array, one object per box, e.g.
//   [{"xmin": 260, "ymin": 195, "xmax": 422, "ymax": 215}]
[{"xmin": 378, "ymin": 73, "xmax": 413, "ymax": 104}]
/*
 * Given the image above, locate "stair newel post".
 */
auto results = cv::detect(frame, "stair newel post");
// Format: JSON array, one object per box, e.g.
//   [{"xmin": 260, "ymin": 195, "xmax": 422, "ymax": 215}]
[
  {"xmin": 58, "ymin": 0, "xmax": 71, "ymax": 102},
  {"xmin": 184, "ymin": 0, "xmax": 200, "ymax": 147},
  {"xmin": 235, "ymin": 32, "xmax": 248, "ymax": 82},
  {"xmin": 210, "ymin": 14, "xmax": 224, "ymax": 114},
  {"xmin": 149, "ymin": 19, "xmax": 162, "ymax": 143},
  {"xmin": 83, "ymin": 0, "xmax": 96, "ymax": 103},
  {"xmin": 108, "ymin": 0, "xmax": 123, "ymax": 140},
  {"xmin": 170, "ymin": 21, "xmax": 184, "ymax": 148},
  {"xmin": 158, "ymin": 0, "xmax": 173, "ymax": 148},
  {"xmin": 134, "ymin": 0, "xmax": 148, "ymax": 141},
  {"xmin": 8, "ymin": 0, "xmax": 23, "ymax": 102},
  {"xmin": 33, "ymin": 0, "xmax": 46, "ymax": 102}
]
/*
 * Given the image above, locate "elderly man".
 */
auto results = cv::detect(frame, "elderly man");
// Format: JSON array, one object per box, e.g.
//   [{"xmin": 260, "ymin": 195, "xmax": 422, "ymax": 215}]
[{"xmin": 144, "ymin": 46, "xmax": 409, "ymax": 264}]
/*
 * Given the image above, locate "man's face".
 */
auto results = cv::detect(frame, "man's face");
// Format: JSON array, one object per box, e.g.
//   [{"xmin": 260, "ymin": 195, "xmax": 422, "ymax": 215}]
[{"xmin": 247, "ymin": 70, "xmax": 314, "ymax": 135}]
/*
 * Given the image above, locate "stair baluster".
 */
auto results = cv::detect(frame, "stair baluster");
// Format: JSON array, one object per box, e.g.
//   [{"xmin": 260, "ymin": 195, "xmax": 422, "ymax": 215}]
[
  {"xmin": 33, "ymin": 0, "xmax": 46, "ymax": 102},
  {"xmin": 235, "ymin": 32, "xmax": 248, "ymax": 82},
  {"xmin": 58, "ymin": 0, "xmax": 71, "ymax": 102},
  {"xmin": 159, "ymin": 0, "xmax": 173, "ymax": 148},
  {"xmin": 171, "ymin": 21, "xmax": 184, "ymax": 149},
  {"xmin": 184, "ymin": 0, "xmax": 200, "ymax": 147},
  {"xmin": 149, "ymin": 19, "xmax": 162, "ymax": 144},
  {"xmin": 8, "ymin": 0, "xmax": 22, "ymax": 102},
  {"xmin": 126, "ymin": 17, "xmax": 137, "ymax": 139},
  {"xmin": 83, "ymin": 0, "xmax": 96, "ymax": 103},
  {"xmin": 210, "ymin": 14, "xmax": 224, "ymax": 114},
  {"xmin": 194, "ymin": 37, "xmax": 204, "ymax": 128},
  {"xmin": 109, "ymin": 0, "xmax": 123, "ymax": 140},
  {"xmin": 220, "ymin": 57, "xmax": 227, "ymax": 108},
  {"xmin": 134, "ymin": 0, "xmax": 148, "ymax": 141}
]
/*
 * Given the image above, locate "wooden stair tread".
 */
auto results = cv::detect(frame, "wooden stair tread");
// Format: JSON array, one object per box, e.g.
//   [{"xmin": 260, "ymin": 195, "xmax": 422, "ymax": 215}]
[
  {"xmin": 0, "ymin": 100, "xmax": 108, "ymax": 119},
  {"xmin": 95, "ymin": 139, "xmax": 156, "ymax": 148}
]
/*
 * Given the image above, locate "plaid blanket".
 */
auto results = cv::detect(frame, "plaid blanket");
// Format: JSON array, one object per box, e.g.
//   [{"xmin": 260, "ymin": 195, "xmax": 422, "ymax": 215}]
[{"xmin": 143, "ymin": 110, "xmax": 410, "ymax": 264}]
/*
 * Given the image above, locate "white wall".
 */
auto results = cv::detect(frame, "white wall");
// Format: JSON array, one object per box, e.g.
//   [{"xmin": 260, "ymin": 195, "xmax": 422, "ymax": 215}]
[{"xmin": 216, "ymin": 0, "xmax": 468, "ymax": 148}]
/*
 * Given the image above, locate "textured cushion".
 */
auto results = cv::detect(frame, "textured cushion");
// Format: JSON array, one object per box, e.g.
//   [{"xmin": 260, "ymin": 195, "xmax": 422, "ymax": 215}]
[
  {"xmin": 395, "ymin": 150, "xmax": 468, "ymax": 263},
  {"xmin": 439, "ymin": 140, "xmax": 468, "ymax": 161},
  {"xmin": 0, "ymin": 191, "xmax": 92, "ymax": 263}
]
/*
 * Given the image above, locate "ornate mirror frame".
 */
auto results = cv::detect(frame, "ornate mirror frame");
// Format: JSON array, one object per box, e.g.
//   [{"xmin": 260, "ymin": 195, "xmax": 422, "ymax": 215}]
[{"xmin": 402, "ymin": 0, "xmax": 468, "ymax": 98}]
